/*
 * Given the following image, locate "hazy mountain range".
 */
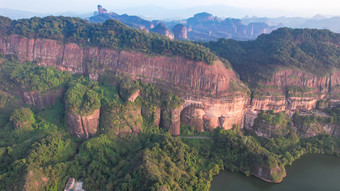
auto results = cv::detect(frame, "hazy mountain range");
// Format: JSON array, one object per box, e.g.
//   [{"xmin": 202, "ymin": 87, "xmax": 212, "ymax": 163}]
[{"xmin": 1, "ymin": 6, "xmax": 339, "ymax": 41}]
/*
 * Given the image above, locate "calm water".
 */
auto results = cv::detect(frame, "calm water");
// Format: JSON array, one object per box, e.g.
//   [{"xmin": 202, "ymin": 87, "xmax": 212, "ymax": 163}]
[{"xmin": 210, "ymin": 155, "xmax": 340, "ymax": 191}]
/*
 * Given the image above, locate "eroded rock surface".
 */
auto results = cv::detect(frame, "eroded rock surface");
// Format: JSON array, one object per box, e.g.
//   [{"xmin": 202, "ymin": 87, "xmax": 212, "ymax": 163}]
[
  {"xmin": 172, "ymin": 24, "xmax": 188, "ymax": 40},
  {"xmin": 0, "ymin": 35, "xmax": 249, "ymax": 134},
  {"xmin": 22, "ymin": 87, "xmax": 64, "ymax": 109},
  {"xmin": 66, "ymin": 109, "xmax": 100, "ymax": 139}
]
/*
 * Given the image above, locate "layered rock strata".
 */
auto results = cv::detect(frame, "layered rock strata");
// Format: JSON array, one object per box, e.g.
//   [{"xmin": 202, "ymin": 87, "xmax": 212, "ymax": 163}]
[
  {"xmin": 0, "ymin": 35, "xmax": 249, "ymax": 134},
  {"xmin": 1, "ymin": 35, "xmax": 338, "ymax": 137},
  {"xmin": 66, "ymin": 109, "xmax": 100, "ymax": 139},
  {"xmin": 245, "ymin": 68, "xmax": 340, "ymax": 136}
]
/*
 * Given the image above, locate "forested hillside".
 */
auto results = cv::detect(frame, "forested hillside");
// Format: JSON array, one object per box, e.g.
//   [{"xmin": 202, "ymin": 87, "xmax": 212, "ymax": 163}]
[
  {"xmin": 0, "ymin": 16, "xmax": 216, "ymax": 64},
  {"xmin": 205, "ymin": 28, "xmax": 340, "ymax": 83}
]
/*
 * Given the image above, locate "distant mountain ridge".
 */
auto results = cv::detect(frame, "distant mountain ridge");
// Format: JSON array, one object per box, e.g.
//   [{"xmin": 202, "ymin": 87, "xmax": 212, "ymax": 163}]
[
  {"xmin": 242, "ymin": 16, "xmax": 340, "ymax": 33},
  {"xmin": 1, "ymin": 5, "xmax": 339, "ymax": 41},
  {"xmin": 89, "ymin": 5, "xmax": 276, "ymax": 41}
]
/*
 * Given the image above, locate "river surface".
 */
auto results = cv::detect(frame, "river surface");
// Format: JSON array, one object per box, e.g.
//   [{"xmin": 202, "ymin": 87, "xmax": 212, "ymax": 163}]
[{"xmin": 210, "ymin": 154, "xmax": 340, "ymax": 191}]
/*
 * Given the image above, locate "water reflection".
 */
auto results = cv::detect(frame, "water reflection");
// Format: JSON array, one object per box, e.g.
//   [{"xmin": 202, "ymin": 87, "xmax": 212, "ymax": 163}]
[{"xmin": 210, "ymin": 155, "xmax": 340, "ymax": 191}]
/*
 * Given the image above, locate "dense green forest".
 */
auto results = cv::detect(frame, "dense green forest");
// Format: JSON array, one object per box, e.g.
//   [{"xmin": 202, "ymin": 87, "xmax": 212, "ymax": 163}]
[
  {"xmin": 205, "ymin": 28, "xmax": 340, "ymax": 84},
  {"xmin": 0, "ymin": 16, "xmax": 216, "ymax": 64},
  {"xmin": 0, "ymin": 57, "xmax": 71, "ymax": 92}
]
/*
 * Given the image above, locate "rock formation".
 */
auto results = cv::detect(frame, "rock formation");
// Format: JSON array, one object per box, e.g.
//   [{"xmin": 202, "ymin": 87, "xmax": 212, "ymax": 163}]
[
  {"xmin": 172, "ymin": 24, "xmax": 188, "ymax": 40},
  {"xmin": 22, "ymin": 87, "xmax": 64, "ymax": 109},
  {"xmin": 90, "ymin": 7, "xmax": 154, "ymax": 30},
  {"xmin": 252, "ymin": 164, "xmax": 286, "ymax": 183},
  {"xmin": 1, "ymin": 34, "xmax": 338, "ymax": 138},
  {"xmin": 151, "ymin": 23, "xmax": 174, "ymax": 39},
  {"xmin": 66, "ymin": 109, "xmax": 100, "ymax": 139},
  {"xmin": 187, "ymin": 12, "xmax": 215, "ymax": 23},
  {"xmin": 244, "ymin": 68, "xmax": 340, "ymax": 137},
  {"xmin": 160, "ymin": 106, "xmax": 183, "ymax": 136},
  {"xmin": 97, "ymin": 5, "xmax": 105, "ymax": 14},
  {"xmin": 0, "ymin": 34, "xmax": 249, "ymax": 135}
]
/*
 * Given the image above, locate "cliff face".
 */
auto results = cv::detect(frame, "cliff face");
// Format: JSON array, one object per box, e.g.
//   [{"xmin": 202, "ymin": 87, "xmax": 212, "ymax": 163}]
[
  {"xmin": 22, "ymin": 87, "xmax": 64, "ymax": 109},
  {"xmin": 265, "ymin": 69, "xmax": 338, "ymax": 89},
  {"xmin": 3, "ymin": 35, "xmax": 337, "ymax": 138},
  {"xmin": 0, "ymin": 35, "xmax": 236, "ymax": 97},
  {"xmin": 250, "ymin": 69, "xmax": 340, "ymax": 112},
  {"xmin": 160, "ymin": 106, "xmax": 183, "ymax": 136},
  {"xmin": 244, "ymin": 68, "xmax": 340, "ymax": 137},
  {"xmin": 181, "ymin": 95, "xmax": 249, "ymax": 132},
  {"xmin": 0, "ymin": 35, "xmax": 249, "ymax": 134},
  {"xmin": 172, "ymin": 24, "xmax": 188, "ymax": 40},
  {"xmin": 66, "ymin": 109, "xmax": 100, "ymax": 139}
]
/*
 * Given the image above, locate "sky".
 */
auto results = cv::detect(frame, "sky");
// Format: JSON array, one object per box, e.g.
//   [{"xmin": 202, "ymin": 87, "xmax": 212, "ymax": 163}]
[{"xmin": 0, "ymin": 0, "xmax": 340, "ymax": 18}]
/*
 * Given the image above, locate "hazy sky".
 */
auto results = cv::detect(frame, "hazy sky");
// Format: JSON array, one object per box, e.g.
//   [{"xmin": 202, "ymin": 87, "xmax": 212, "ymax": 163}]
[{"xmin": 1, "ymin": 0, "xmax": 340, "ymax": 17}]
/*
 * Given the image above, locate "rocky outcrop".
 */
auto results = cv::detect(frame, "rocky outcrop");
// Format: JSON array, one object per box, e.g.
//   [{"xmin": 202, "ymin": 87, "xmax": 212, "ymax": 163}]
[
  {"xmin": 286, "ymin": 96, "xmax": 319, "ymax": 111},
  {"xmin": 249, "ymin": 69, "xmax": 340, "ymax": 112},
  {"xmin": 265, "ymin": 69, "xmax": 339, "ymax": 89},
  {"xmin": 172, "ymin": 24, "xmax": 187, "ymax": 40},
  {"xmin": 66, "ymin": 109, "xmax": 100, "ymax": 139},
  {"xmin": 181, "ymin": 95, "xmax": 249, "ymax": 132},
  {"xmin": 251, "ymin": 96, "xmax": 286, "ymax": 112},
  {"xmin": 151, "ymin": 23, "xmax": 174, "ymax": 39},
  {"xmin": 297, "ymin": 123, "xmax": 337, "ymax": 138},
  {"xmin": 22, "ymin": 87, "xmax": 64, "ymax": 109},
  {"xmin": 294, "ymin": 111, "xmax": 340, "ymax": 138},
  {"xmin": 91, "ymin": 6, "xmax": 154, "ymax": 30},
  {"xmin": 180, "ymin": 104, "xmax": 205, "ymax": 132},
  {"xmin": 160, "ymin": 106, "xmax": 183, "ymax": 136},
  {"xmin": 188, "ymin": 12, "xmax": 215, "ymax": 23},
  {"xmin": 244, "ymin": 68, "xmax": 340, "ymax": 138},
  {"xmin": 252, "ymin": 164, "xmax": 286, "ymax": 183}
]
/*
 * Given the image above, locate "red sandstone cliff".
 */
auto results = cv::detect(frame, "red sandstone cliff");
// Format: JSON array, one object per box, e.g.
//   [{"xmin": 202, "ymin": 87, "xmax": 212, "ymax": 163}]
[
  {"xmin": 3, "ymin": 35, "xmax": 338, "ymax": 138},
  {"xmin": 245, "ymin": 68, "xmax": 340, "ymax": 137},
  {"xmin": 0, "ymin": 35, "xmax": 249, "ymax": 134},
  {"xmin": 0, "ymin": 35, "xmax": 237, "ymax": 97},
  {"xmin": 66, "ymin": 109, "xmax": 100, "ymax": 139}
]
